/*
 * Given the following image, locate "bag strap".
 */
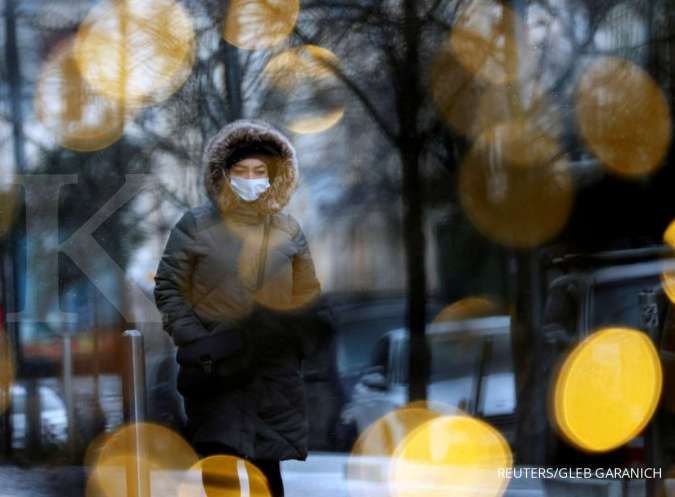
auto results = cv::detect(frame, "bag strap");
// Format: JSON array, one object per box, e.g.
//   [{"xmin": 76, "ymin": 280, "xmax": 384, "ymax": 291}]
[
  {"xmin": 255, "ymin": 215, "xmax": 271, "ymax": 292},
  {"xmin": 190, "ymin": 215, "xmax": 271, "ymax": 308}
]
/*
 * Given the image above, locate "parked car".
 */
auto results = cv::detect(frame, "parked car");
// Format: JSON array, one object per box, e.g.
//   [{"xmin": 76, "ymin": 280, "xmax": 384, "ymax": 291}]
[
  {"xmin": 329, "ymin": 293, "xmax": 446, "ymax": 400},
  {"xmin": 336, "ymin": 315, "xmax": 516, "ymax": 451},
  {"xmin": 303, "ymin": 292, "xmax": 445, "ymax": 451}
]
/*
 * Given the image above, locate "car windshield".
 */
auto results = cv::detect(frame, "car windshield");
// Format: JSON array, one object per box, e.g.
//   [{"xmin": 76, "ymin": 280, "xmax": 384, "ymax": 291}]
[
  {"xmin": 396, "ymin": 327, "xmax": 514, "ymax": 384},
  {"xmin": 430, "ymin": 337, "xmax": 483, "ymax": 380},
  {"xmin": 336, "ymin": 317, "xmax": 405, "ymax": 374}
]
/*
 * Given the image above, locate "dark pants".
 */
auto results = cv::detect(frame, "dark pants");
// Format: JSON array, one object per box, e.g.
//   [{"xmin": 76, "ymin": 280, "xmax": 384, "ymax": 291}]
[{"xmin": 196, "ymin": 442, "xmax": 284, "ymax": 497}]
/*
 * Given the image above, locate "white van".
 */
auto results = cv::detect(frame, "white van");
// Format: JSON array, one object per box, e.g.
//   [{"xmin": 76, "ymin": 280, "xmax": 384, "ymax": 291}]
[{"xmin": 336, "ymin": 315, "xmax": 516, "ymax": 449}]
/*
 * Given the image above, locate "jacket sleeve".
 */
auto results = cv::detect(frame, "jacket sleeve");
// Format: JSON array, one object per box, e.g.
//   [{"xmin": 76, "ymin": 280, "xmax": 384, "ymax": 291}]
[{"xmin": 153, "ymin": 211, "xmax": 209, "ymax": 347}]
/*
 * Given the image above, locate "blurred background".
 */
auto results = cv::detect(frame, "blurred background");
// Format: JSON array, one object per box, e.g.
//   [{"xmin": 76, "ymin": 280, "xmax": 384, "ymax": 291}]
[{"xmin": 0, "ymin": 0, "xmax": 675, "ymax": 496}]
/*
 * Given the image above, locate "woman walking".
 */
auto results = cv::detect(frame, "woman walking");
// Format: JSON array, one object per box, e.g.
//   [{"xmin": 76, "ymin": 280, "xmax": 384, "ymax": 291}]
[{"xmin": 154, "ymin": 119, "xmax": 326, "ymax": 497}]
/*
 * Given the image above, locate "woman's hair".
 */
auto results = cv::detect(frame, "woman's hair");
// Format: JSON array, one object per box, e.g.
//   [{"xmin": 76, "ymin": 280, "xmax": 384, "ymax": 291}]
[{"xmin": 224, "ymin": 141, "xmax": 282, "ymax": 179}]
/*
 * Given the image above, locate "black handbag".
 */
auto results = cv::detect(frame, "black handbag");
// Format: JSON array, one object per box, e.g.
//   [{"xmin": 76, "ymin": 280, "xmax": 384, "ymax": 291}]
[{"xmin": 176, "ymin": 216, "xmax": 271, "ymax": 397}]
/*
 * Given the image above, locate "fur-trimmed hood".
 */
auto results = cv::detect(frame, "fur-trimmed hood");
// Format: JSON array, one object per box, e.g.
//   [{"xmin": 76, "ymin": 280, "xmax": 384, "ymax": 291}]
[{"xmin": 203, "ymin": 119, "xmax": 298, "ymax": 215}]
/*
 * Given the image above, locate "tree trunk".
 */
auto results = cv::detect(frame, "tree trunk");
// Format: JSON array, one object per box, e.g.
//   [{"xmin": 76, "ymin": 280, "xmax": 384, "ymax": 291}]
[
  {"xmin": 399, "ymin": 0, "xmax": 429, "ymax": 403},
  {"xmin": 511, "ymin": 251, "xmax": 545, "ymax": 465},
  {"xmin": 222, "ymin": 39, "xmax": 243, "ymax": 120}
]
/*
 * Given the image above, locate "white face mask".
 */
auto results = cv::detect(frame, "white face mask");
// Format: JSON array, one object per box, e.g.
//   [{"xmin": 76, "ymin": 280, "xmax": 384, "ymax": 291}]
[{"xmin": 229, "ymin": 176, "xmax": 270, "ymax": 202}]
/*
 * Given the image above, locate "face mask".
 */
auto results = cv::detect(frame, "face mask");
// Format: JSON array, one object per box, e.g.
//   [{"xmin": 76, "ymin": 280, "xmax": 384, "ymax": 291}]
[{"xmin": 230, "ymin": 176, "xmax": 270, "ymax": 202}]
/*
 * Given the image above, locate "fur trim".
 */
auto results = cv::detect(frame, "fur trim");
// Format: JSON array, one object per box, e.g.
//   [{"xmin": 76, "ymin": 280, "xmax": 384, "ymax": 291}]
[{"xmin": 203, "ymin": 119, "xmax": 298, "ymax": 215}]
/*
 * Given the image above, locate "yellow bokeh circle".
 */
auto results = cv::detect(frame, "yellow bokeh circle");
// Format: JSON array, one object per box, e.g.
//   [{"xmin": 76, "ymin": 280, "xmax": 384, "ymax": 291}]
[
  {"xmin": 576, "ymin": 57, "xmax": 672, "ymax": 178},
  {"xmin": 178, "ymin": 455, "xmax": 271, "ymax": 497},
  {"xmin": 449, "ymin": 0, "xmax": 528, "ymax": 86},
  {"xmin": 224, "ymin": 0, "xmax": 299, "ymax": 50},
  {"xmin": 35, "ymin": 40, "xmax": 126, "ymax": 152},
  {"xmin": 0, "ymin": 185, "xmax": 19, "ymax": 241},
  {"xmin": 459, "ymin": 121, "xmax": 574, "ymax": 248},
  {"xmin": 429, "ymin": 39, "xmax": 487, "ymax": 138},
  {"xmin": 263, "ymin": 45, "xmax": 345, "ymax": 134},
  {"xmin": 0, "ymin": 332, "xmax": 15, "ymax": 416},
  {"xmin": 551, "ymin": 327, "xmax": 662, "ymax": 452},
  {"xmin": 661, "ymin": 218, "xmax": 675, "ymax": 304},
  {"xmin": 390, "ymin": 415, "xmax": 512, "ymax": 497},
  {"xmin": 432, "ymin": 296, "xmax": 502, "ymax": 324},
  {"xmin": 88, "ymin": 422, "xmax": 198, "ymax": 497},
  {"xmin": 346, "ymin": 406, "xmax": 442, "ymax": 497},
  {"xmin": 74, "ymin": 0, "xmax": 196, "ymax": 109}
]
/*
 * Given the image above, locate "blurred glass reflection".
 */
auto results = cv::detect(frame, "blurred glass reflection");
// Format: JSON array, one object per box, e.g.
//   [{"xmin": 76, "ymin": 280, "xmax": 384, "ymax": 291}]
[
  {"xmin": 35, "ymin": 40, "xmax": 126, "ymax": 152},
  {"xmin": 0, "ymin": 186, "xmax": 19, "ymax": 238},
  {"xmin": 432, "ymin": 296, "xmax": 502, "ymax": 323},
  {"xmin": 88, "ymin": 422, "xmax": 198, "ymax": 497},
  {"xmin": 346, "ymin": 405, "xmax": 442, "ymax": 497},
  {"xmin": 390, "ymin": 415, "xmax": 512, "ymax": 497},
  {"xmin": 0, "ymin": 333, "xmax": 15, "ymax": 416},
  {"xmin": 263, "ymin": 45, "xmax": 345, "ymax": 134},
  {"xmin": 224, "ymin": 0, "xmax": 299, "ymax": 50},
  {"xmin": 551, "ymin": 327, "xmax": 662, "ymax": 452},
  {"xmin": 662, "ymin": 219, "xmax": 675, "ymax": 304},
  {"xmin": 179, "ymin": 455, "xmax": 271, "ymax": 497},
  {"xmin": 73, "ymin": 0, "xmax": 196, "ymax": 109},
  {"xmin": 576, "ymin": 56, "xmax": 672, "ymax": 178},
  {"xmin": 459, "ymin": 120, "xmax": 573, "ymax": 248},
  {"xmin": 449, "ymin": 0, "xmax": 525, "ymax": 86}
]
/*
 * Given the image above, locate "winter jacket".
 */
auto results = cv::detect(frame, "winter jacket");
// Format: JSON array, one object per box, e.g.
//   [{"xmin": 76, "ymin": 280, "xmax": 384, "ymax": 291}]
[{"xmin": 153, "ymin": 119, "xmax": 325, "ymax": 461}]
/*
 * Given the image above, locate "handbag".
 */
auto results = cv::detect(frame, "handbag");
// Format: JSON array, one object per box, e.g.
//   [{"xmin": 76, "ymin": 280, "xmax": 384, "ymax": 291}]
[{"xmin": 176, "ymin": 216, "xmax": 271, "ymax": 397}]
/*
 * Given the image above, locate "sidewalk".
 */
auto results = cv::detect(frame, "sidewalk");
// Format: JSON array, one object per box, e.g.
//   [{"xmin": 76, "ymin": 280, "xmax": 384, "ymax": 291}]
[{"xmin": 0, "ymin": 465, "xmax": 85, "ymax": 497}]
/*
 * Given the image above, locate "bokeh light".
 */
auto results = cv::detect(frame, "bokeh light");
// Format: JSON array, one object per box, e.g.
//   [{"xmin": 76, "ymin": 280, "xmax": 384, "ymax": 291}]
[
  {"xmin": 287, "ymin": 109, "xmax": 345, "ymax": 135},
  {"xmin": 459, "ymin": 120, "xmax": 573, "ymax": 248},
  {"xmin": 222, "ymin": 219, "xmax": 319, "ymax": 312},
  {"xmin": 449, "ymin": 0, "xmax": 530, "ymax": 86},
  {"xmin": 404, "ymin": 400, "xmax": 464, "ymax": 416},
  {"xmin": 35, "ymin": 40, "xmax": 126, "ymax": 152},
  {"xmin": 87, "ymin": 454, "xmax": 152, "ymax": 497},
  {"xmin": 178, "ymin": 455, "xmax": 271, "ymax": 497},
  {"xmin": 551, "ymin": 327, "xmax": 662, "ymax": 452},
  {"xmin": 432, "ymin": 296, "xmax": 502, "ymax": 324},
  {"xmin": 576, "ymin": 56, "xmax": 672, "ymax": 178},
  {"xmin": 663, "ymin": 219, "xmax": 675, "ymax": 249},
  {"xmin": 430, "ymin": 42, "xmax": 558, "ymax": 140},
  {"xmin": 429, "ymin": 43, "xmax": 486, "ymax": 138},
  {"xmin": 263, "ymin": 45, "xmax": 345, "ymax": 134},
  {"xmin": 224, "ymin": 0, "xmax": 299, "ymax": 50},
  {"xmin": 390, "ymin": 415, "xmax": 512, "ymax": 497},
  {"xmin": 432, "ymin": 3, "xmax": 561, "ymax": 140},
  {"xmin": 0, "ymin": 186, "xmax": 19, "ymax": 238},
  {"xmin": 88, "ymin": 422, "xmax": 198, "ymax": 497},
  {"xmin": 346, "ymin": 406, "xmax": 442, "ymax": 497},
  {"xmin": 0, "ymin": 332, "xmax": 15, "ymax": 416},
  {"xmin": 84, "ymin": 430, "xmax": 112, "ymax": 468},
  {"xmin": 662, "ymin": 219, "xmax": 675, "ymax": 304},
  {"xmin": 73, "ymin": 0, "xmax": 195, "ymax": 109}
]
